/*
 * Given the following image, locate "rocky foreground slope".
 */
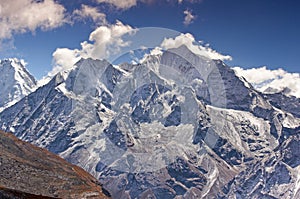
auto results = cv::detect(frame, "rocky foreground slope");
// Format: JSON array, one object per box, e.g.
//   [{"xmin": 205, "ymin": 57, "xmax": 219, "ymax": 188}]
[{"xmin": 0, "ymin": 130, "xmax": 110, "ymax": 199}]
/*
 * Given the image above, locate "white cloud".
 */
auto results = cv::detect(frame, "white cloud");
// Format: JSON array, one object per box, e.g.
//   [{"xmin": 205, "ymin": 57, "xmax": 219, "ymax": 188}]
[
  {"xmin": 183, "ymin": 9, "xmax": 196, "ymax": 25},
  {"xmin": 96, "ymin": 0, "xmax": 137, "ymax": 9},
  {"xmin": 51, "ymin": 48, "xmax": 81, "ymax": 75},
  {"xmin": 161, "ymin": 33, "xmax": 232, "ymax": 61},
  {"xmin": 233, "ymin": 66, "xmax": 300, "ymax": 98},
  {"xmin": 95, "ymin": 0, "xmax": 203, "ymax": 10},
  {"xmin": 73, "ymin": 4, "xmax": 107, "ymax": 24},
  {"xmin": 83, "ymin": 20, "xmax": 135, "ymax": 58},
  {"xmin": 52, "ymin": 20, "xmax": 135, "ymax": 74},
  {"xmin": 150, "ymin": 47, "xmax": 163, "ymax": 56},
  {"xmin": 139, "ymin": 47, "xmax": 163, "ymax": 63},
  {"xmin": 0, "ymin": 0, "xmax": 67, "ymax": 40}
]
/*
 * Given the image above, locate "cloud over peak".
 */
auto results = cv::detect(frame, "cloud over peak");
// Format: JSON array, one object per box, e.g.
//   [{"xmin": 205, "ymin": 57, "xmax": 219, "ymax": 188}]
[
  {"xmin": 161, "ymin": 33, "xmax": 232, "ymax": 61},
  {"xmin": 233, "ymin": 66, "xmax": 300, "ymax": 98},
  {"xmin": 52, "ymin": 20, "xmax": 135, "ymax": 75}
]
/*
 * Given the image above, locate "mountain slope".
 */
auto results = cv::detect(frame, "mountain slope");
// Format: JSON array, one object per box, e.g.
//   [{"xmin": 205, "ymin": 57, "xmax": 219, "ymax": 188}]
[
  {"xmin": 0, "ymin": 58, "xmax": 37, "ymax": 111},
  {"xmin": 0, "ymin": 130, "xmax": 110, "ymax": 199},
  {"xmin": 0, "ymin": 46, "xmax": 299, "ymax": 198},
  {"xmin": 0, "ymin": 186, "xmax": 55, "ymax": 199}
]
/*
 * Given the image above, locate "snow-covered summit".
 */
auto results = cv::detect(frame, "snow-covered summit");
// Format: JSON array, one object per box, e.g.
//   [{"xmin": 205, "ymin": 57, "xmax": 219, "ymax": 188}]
[{"xmin": 0, "ymin": 58, "xmax": 37, "ymax": 110}]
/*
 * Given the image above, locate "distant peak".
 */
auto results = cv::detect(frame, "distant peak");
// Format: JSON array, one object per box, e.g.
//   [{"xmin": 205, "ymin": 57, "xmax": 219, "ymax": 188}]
[
  {"xmin": 0, "ymin": 58, "xmax": 37, "ymax": 110},
  {"xmin": 174, "ymin": 44, "xmax": 190, "ymax": 52},
  {"xmin": 0, "ymin": 58, "xmax": 26, "ymax": 68},
  {"xmin": 166, "ymin": 44, "xmax": 211, "ymax": 62},
  {"xmin": 168, "ymin": 44, "xmax": 193, "ymax": 54},
  {"xmin": 0, "ymin": 57, "xmax": 35, "ymax": 77},
  {"xmin": 75, "ymin": 57, "xmax": 109, "ymax": 67}
]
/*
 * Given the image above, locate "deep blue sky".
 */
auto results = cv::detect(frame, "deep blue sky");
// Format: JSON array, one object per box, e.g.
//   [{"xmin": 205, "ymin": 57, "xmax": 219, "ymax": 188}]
[{"xmin": 1, "ymin": 0, "xmax": 299, "ymax": 79}]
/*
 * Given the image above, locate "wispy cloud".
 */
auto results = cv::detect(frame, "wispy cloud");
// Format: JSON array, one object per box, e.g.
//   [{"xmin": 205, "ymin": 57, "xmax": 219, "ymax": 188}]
[
  {"xmin": 178, "ymin": 0, "xmax": 204, "ymax": 4},
  {"xmin": 95, "ymin": 0, "xmax": 203, "ymax": 10},
  {"xmin": 95, "ymin": 0, "xmax": 138, "ymax": 9},
  {"xmin": 73, "ymin": 4, "xmax": 107, "ymax": 25},
  {"xmin": 183, "ymin": 9, "xmax": 196, "ymax": 25}
]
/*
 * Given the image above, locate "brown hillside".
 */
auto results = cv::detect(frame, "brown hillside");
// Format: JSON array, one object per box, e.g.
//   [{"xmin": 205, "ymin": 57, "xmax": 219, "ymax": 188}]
[{"xmin": 0, "ymin": 130, "xmax": 110, "ymax": 199}]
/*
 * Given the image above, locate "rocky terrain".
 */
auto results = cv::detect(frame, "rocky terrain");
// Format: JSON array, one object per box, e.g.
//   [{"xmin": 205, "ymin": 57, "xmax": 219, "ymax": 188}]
[
  {"xmin": 0, "ymin": 130, "xmax": 110, "ymax": 199},
  {"xmin": 0, "ymin": 45, "xmax": 299, "ymax": 198},
  {"xmin": 0, "ymin": 186, "xmax": 55, "ymax": 199}
]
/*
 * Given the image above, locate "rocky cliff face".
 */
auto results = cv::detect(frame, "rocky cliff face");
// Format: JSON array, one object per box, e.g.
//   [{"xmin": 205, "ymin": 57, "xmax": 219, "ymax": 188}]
[
  {"xmin": 0, "ymin": 46, "xmax": 299, "ymax": 198},
  {"xmin": 0, "ymin": 130, "xmax": 110, "ymax": 199}
]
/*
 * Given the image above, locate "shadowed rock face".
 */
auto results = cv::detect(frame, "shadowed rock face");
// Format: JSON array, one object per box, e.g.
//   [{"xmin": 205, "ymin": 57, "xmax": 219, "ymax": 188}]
[
  {"xmin": 0, "ymin": 130, "xmax": 110, "ymax": 199},
  {"xmin": 264, "ymin": 92, "xmax": 300, "ymax": 118}
]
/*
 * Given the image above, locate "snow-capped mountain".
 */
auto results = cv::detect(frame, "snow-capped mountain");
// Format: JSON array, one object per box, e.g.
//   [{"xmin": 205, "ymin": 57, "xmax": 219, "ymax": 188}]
[
  {"xmin": 0, "ymin": 58, "xmax": 37, "ymax": 111},
  {"xmin": 0, "ymin": 46, "xmax": 299, "ymax": 198}
]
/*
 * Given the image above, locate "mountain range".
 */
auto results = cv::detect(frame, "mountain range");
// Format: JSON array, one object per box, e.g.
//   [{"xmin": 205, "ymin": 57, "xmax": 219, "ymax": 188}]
[{"xmin": 0, "ymin": 45, "xmax": 299, "ymax": 199}]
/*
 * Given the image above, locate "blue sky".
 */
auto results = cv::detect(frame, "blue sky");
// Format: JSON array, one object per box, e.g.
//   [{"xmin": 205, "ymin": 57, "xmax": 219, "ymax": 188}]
[{"xmin": 0, "ymin": 0, "xmax": 299, "ymax": 79}]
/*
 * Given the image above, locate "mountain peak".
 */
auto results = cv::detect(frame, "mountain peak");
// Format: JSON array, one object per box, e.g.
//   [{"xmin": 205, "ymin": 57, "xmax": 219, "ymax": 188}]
[{"xmin": 0, "ymin": 58, "xmax": 37, "ymax": 110}]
